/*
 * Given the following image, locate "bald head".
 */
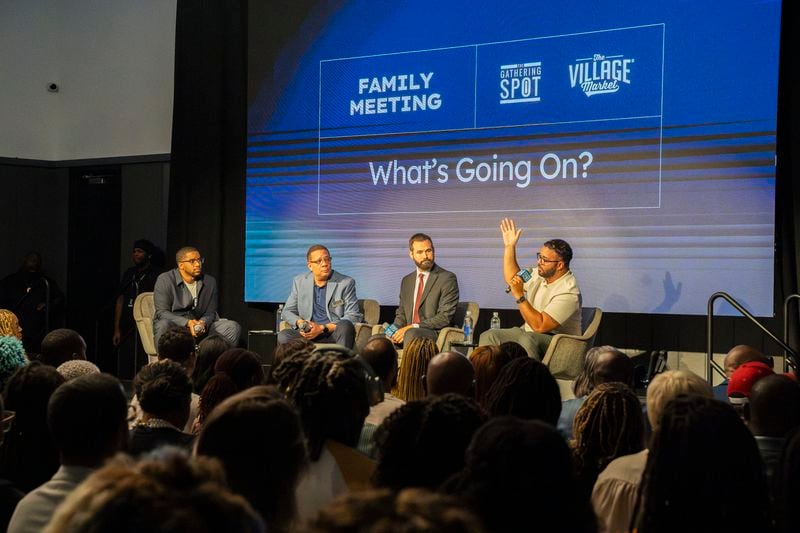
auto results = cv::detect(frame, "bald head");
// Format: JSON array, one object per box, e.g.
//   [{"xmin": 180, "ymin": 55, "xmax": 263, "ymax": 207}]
[
  {"xmin": 747, "ymin": 374, "xmax": 800, "ymax": 437},
  {"xmin": 724, "ymin": 345, "xmax": 769, "ymax": 378},
  {"xmin": 426, "ymin": 352, "xmax": 475, "ymax": 397},
  {"xmin": 361, "ymin": 336, "xmax": 398, "ymax": 389},
  {"xmin": 593, "ymin": 348, "xmax": 634, "ymax": 387}
]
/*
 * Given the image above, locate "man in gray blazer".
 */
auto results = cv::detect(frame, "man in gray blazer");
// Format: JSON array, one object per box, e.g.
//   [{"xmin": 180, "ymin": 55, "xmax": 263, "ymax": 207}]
[
  {"xmin": 278, "ymin": 244, "xmax": 362, "ymax": 348},
  {"xmin": 389, "ymin": 233, "xmax": 459, "ymax": 345}
]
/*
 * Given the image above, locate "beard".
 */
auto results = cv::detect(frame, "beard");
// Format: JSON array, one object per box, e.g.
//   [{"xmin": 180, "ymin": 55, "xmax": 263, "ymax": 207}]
[{"xmin": 414, "ymin": 258, "xmax": 434, "ymax": 271}]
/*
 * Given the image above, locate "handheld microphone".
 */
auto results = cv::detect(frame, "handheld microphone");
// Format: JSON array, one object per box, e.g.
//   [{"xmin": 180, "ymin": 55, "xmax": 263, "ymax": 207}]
[{"xmin": 505, "ymin": 268, "xmax": 532, "ymax": 293}]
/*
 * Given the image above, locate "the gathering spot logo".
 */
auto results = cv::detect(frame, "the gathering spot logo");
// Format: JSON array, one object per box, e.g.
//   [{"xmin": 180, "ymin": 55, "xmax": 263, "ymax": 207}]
[
  {"xmin": 499, "ymin": 62, "xmax": 542, "ymax": 104},
  {"xmin": 569, "ymin": 53, "xmax": 633, "ymax": 97}
]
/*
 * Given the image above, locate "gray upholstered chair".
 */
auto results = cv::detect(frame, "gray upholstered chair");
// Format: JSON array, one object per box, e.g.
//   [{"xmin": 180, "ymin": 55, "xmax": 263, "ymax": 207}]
[
  {"xmin": 542, "ymin": 306, "xmax": 603, "ymax": 380},
  {"xmin": 133, "ymin": 292, "xmax": 158, "ymax": 364},
  {"xmin": 280, "ymin": 298, "xmax": 379, "ymax": 353}
]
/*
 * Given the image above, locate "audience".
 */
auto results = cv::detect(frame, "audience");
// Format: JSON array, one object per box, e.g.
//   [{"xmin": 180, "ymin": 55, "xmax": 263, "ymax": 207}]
[
  {"xmin": 306, "ymin": 488, "xmax": 485, "ymax": 533},
  {"xmin": 39, "ymin": 329, "xmax": 86, "ymax": 368},
  {"xmin": 483, "ymin": 357, "xmax": 561, "ymax": 425},
  {"xmin": 776, "ymin": 427, "xmax": 800, "ymax": 533},
  {"xmin": 497, "ymin": 340, "xmax": 528, "ymax": 361},
  {"xmin": 0, "ymin": 394, "xmax": 23, "ymax": 532},
  {"xmin": 393, "ymin": 337, "xmax": 437, "ymax": 402},
  {"xmin": 8, "ymin": 373, "xmax": 128, "ymax": 533},
  {"xmin": 45, "ymin": 448, "xmax": 263, "ymax": 533},
  {"xmin": 425, "ymin": 351, "xmax": 474, "ymax": 397},
  {"xmin": 195, "ymin": 386, "xmax": 308, "ymax": 532},
  {"xmin": 0, "ymin": 336, "xmax": 27, "ymax": 391},
  {"xmin": 197, "ymin": 348, "xmax": 265, "ymax": 429},
  {"xmin": 357, "ymin": 336, "xmax": 403, "ymax": 458},
  {"xmin": 469, "ymin": 344, "xmax": 524, "ymax": 408},
  {"xmin": 0, "ymin": 310, "xmax": 23, "ymax": 339},
  {"xmin": 129, "ymin": 361, "xmax": 194, "ymax": 455},
  {"xmin": 445, "ymin": 417, "xmax": 595, "ymax": 533},
  {"xmin": 271, "ymin": 337, "xmax": 314, "ymax": 374},
  {"xmin": 559, "ymin": 345, "xmax": 634, "ymax": 439},
  {"xmin": 592, "ymin": 369, "xmax": 712, "ymax": 533},
  {"xmin": 0, "ymin": 363, "xmax": 64, "ymax": 492},
  {"xmin": 634, "ymin": 395, "xmax": 771, "ymax": 532},
  {"xmin": 55, "ymin": 359, "xmax": 99, "ymax": 381},
  {"xmin": 572, "ymin": 382, "xmax": 645, "ymax": 500},
  {"xmin": 728, "ymin": 360, "xmax": 774, "ymax": 407},
  {"xmin": 192, "ymin": 334, "xmax": 232, "ymax": 394},
  {"xmin": 715, "ymin": 344, "xmax": 772, "ymax": 400},
  {"xmin": 373, "ymin": 394, "xmax": 485, "ymax": 492}
]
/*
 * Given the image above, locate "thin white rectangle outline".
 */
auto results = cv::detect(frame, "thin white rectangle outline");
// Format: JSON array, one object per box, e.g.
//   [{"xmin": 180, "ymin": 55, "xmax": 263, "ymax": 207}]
[{"xmin": 317, "ymin": 23, "xmax": 665, "ymax": 216}]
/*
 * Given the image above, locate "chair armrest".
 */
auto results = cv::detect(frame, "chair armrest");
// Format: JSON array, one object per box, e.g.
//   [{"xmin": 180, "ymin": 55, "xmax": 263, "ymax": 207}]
[
  {"xmin": 542, "ymin": 333, "xmax": 591, "ymax": 380},
  {"xmin": 436, "ymin": 327, "xmax": 465, "ymax": 351}
]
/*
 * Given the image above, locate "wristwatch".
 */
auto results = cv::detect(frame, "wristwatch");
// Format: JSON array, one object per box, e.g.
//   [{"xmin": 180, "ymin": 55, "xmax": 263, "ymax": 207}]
[
  {"xmin": 515, "ymin": 295, "xmax": 526, "ymax": 304},
  {"xmin": 322, "ymin": 325, "xmax": 330, "ymax": 335}
]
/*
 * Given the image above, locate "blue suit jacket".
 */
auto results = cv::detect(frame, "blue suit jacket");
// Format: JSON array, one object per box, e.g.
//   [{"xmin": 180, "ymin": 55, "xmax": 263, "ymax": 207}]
[{"xmin": 281, "ymin": 270, "xmax": 362, "ymax": 326}]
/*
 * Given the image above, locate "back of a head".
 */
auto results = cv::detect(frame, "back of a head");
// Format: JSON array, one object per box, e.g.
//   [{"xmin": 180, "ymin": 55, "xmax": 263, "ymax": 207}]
[
  {"xmin": 426, "ymin": 352, "xmax": 474, "ymax": 397},
  {"xmin": 193, "ymin": 335, "xmax": 232, "ymax": 393},
  {"xmin": 45, "ymin": 448, "xmax": 263, "ymax": 533},
  {"xmin": 484, "ymin": 357, "xmax": 561, "ymax": 425},
  {"xmin": 728, "ymin": 361, "xmax": 774, "ymax": 401},
  {"xmin": 0, "ymin": 309, "xmax": 22, "ymax": 339},
  {"xmin": 271, "ymin": 343, "xmax": 315, "ymax": 390},
  {"xmin": 448, "ymin": 417, "xmax": 594, "ymax": 533},
  {"xmin": 48, "ymin": 373, "xmax": 128, "ymax": 465},
  {"xmin": 748, "ymin": 374, "xmax": 800, "ymax": 438},
  {"xmin": 374, "ymin": 394, "xmax": 486, "ymax": 491},
  {"xmin": 724, "ymin": 344, "xmax": 769, "ymax": 377},
  {"xmin": 637, "ymin": 395, "xmax": 770, "ymax": 532},
  {"xmin": 360, "ymin": 336, "xmax": 398, "ymax": 387},
  {"xmin": 196, "ymin": 386, "xmax": 307, "ymax": 529},
  {"xmin": 394, "ymin": 337, "xmax": 437, "ymax": 402},
  {"xmin": 4, "ymin": 362, "xmax": 65, "ymax": 432},
  {"xmin": 645, "ymin": 370, "xmax": 712, "ymax": 430},
  {"xmin": 592, "ymin": 347, "xmax": 634, "ymax": 387},
  {"xmin": 497, "ymin": 341, "xmax": 528, "ymax": 361},
  {"xmin": 284, "ymin": 349, "xmax": 370, "ymax": 461},
  {"xmin": 271, "ymin": 337, "xmax": 314, "ymax": 376},
  {"xmin": 776, "ymin": 427, "xmax": 800, "ymax": 533},
  {"xmin": 0, "ymin": 336, "xmax": 28, "ymax": 390},
  {"xmin": 469, "ymin": 345, "xmax": 503, "ymax": 406},
  {"xmin": 40, "ymin": 328, "xmax": 86, "ymax": 367},
  {"xmin": 57, "ymin": 359, "xmax": 100, "ymax": 381},
  {"xmin": 199, "ymin": 349, "xmax": 265, "ymax": 424},
  {"xmin": 157, "ymin": 327, "xmax": 196, "ymax": 368},
  {"xmin": 135, "ymin": 361, "xmax": 193, "ymax": 425}
]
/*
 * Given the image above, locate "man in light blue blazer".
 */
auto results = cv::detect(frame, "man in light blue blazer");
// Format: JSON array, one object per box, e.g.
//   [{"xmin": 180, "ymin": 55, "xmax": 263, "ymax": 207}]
[{"xmin": 278, "ymin": 244, "xmax": 362, "ymax": 348}]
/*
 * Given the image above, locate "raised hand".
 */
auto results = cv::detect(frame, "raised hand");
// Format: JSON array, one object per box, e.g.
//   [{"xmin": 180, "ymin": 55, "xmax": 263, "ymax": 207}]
[{"xmin": 500, "ymin": 218, "xmax": 522, "ymax": 247}]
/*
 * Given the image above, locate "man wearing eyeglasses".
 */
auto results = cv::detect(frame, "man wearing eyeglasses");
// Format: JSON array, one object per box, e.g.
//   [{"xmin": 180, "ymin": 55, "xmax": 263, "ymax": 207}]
[
  {"xmin": 152, "ymin": 246, "xmax": 241, "ymax": 346},
  {"xmin": 278, "ymin": 244, "xmax": 362, "ymax": 348},
  {"xmin": 478, "ymin": 218, "xmax": 581, "ymax": 359}
]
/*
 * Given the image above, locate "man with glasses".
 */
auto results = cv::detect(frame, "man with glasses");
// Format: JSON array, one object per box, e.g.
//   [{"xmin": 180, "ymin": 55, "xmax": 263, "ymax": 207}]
[
  {"xmin": 278, "ymin": 244, "xmax": 362, "ymax": 348},
  {"xmin": 478, "ymin": 218, "xmax": 581, "ymax": 359},
  {"xmin": 152, "ymin": 246, "xmax": 241, "ymax": 346}
]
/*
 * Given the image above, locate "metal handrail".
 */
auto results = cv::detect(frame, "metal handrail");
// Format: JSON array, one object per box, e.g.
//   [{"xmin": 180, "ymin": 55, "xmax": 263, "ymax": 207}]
[
  {"xmin": 707, "ymin": 292, "xmax": 799, "ymax": 385},
  {"xmin": 783, "ymin": 294, "xmax": 800, "ymax": 373}
]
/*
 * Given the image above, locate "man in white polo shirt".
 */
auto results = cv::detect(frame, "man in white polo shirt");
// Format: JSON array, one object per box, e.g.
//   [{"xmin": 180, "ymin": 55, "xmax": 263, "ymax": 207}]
[{"xmin": 478, "ymin": 218, "xmax": 581, "ymax": 359}]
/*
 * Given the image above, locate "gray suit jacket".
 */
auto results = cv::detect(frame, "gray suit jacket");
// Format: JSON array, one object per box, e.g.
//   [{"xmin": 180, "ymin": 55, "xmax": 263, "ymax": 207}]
[
  {"xmin": 394, "ymin": 264, "xmax": 459, "ymax": 331},
  {"xmin": 281, "ymin": 270, "xmax": 362, "ymax": 326},
  {"xmin": 153, "ymin": 269, "xmax": 218, "ymax": 326}
]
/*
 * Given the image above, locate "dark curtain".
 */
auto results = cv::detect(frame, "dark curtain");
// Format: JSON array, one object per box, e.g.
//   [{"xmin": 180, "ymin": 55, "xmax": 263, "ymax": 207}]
[{"xmin": 169, "ymin": 0, "xmax": 248, "ymax": 326}]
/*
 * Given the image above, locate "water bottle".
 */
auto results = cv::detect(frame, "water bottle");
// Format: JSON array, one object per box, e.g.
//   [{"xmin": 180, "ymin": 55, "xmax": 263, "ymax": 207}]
[
  {"xmin": 463, "ymin": 310, "xmax": 474, "ymax": 344},
  {"xmin": 383, "ymin": 322, "xmax": 398, "ymax": 338},
  {"xmin": 276, "ymin": 304, "xmax": 284, "ymax": 332},
  {"xmin": 490, "ymin": 311, "xmax": 501, "ymax": 330}
]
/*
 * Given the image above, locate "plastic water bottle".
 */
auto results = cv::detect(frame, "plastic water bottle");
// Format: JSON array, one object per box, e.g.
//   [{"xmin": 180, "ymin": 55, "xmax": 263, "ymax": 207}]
[
  {"xmin": 490, "ymin": 311, "xmax": 501, "ymax": 330},
  {"xmin": 383, "ymin": 322, "xmax": 398, "ymax": 338},
  {"xmin": 276, "ymin": 304, "xmax": 284, "ymax": 332},
  {"xmin": 463, "ymin": 310, "xmax": 474, "ymax": 344}
]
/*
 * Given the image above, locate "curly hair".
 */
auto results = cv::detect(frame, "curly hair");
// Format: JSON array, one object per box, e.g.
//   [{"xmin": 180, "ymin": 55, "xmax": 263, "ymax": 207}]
[
  {"xmin": 392, "ymin": 337, "xmax": 437, "ymax": 402},
  {"xmin": 0, "ymin": 336, "xmax": 27, "ymax": 390},
  {"xmin": 135, "ymin": 360, "xmax": 193, "ymax": 421},
  {"xmin": 483, "ymin": 357, "xmax": 561, "ymax": 424},
  {"xmin": 198, "ymin": 349, "xmax": 264, "ymax": 426},
  {"xmin": 0, "ymin": 309, "xmax": 22, "ymax": 339}
]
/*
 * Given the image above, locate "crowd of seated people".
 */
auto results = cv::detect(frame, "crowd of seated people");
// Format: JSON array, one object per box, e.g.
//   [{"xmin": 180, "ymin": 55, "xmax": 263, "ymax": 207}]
[{"xmin": 3, "ymin": 305, "xmax": 800, "ymax": 532}]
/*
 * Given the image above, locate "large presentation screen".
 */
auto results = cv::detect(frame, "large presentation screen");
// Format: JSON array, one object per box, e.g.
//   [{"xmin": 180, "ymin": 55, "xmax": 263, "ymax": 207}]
[{"xmin": 246, "ymin": 0, "xmax": 781, "ymax": 316}]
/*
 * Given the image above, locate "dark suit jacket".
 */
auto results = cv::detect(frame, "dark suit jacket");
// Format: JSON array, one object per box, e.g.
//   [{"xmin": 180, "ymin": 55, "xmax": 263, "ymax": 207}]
[
  {"xmin": 153, "ymin": 269, "xmax": 218, "ymax": 327},
  {"xmin": 394, "ymin": 264, "xmax": 459, "ymax": 331}
]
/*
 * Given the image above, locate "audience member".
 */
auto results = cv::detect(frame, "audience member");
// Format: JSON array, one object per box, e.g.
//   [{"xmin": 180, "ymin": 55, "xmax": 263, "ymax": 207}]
[
  {"xmin": 0, "ymin": 363, "xmax": 64, "ymax": 492},
  {"xmin": 745, "ymin": 374, "xmax": 800, "ymax": 483},
  {"xmin": 45, "ymin": 448, "xmax": 263, "ymax": 533},
  {"xmin": 306, "ymin": 488, "xmax": 485, "ymax": 533},
  {"xmin": 373, "ymin": 394, "xmax": 485, "ymax": 492},
  {"xmin": 634, "ymin": 395, "xmax": 770, "ymax": 532},
  {"xmin": 393, "ymin": 337, "xmax": 437, "ymax": 402},
  {"xmin": 271, "ymin": 337, "xmax": 314, "ymax": 373},
  {"xmin": 728, "ymin": 360, "xmax": 774, "ymax": 415},
  {"xmin": 7, "ymin": 373, "xmax": 128, "ymax": 533},
  {"xmin": 191, "ymin": 334, "xmax": 232, "ymax": 394},
  {"xmin": 483, "ymin": 357, "xmax": 561, "ymax": 425},
  {"xmin": 281, "ymin": 348, "xmax": 372, "ymax": 521},
  {"xmin": 357, "ymin": 336, "xmax": 403, "ymax": 457},
  {"xmin": 196, "ymin": 386, "xmax": 308, "ymax": 532},
  {"xmin": 497, "ymin": 340, "xmax": 528, "ymax": 361},
  {"xmin": 559, "ymin": 345, "xmax": 633, "ymax": 439},
  {"xmin": 197, "ymin": 348, "xmax": 264, "ymax": 429},
  {"xmin": 445, "ymin": 417, "xmax": 595, "ymax": 533},
  {"xmin": 130, "ymin": 361, "xmax": 194, "ymax": 455},
  {"xmin": 425, "ymin": 351, "xmax": 474, "ymax": 397},
  {"xmin": 0, "ymin": 309, "xmax": 22, "ymax": 339},
  {"xmin": 775, "ymin": 427, "xmax": 800, "ymax": 533},
  {"xmin": 572, "ymin": 382, "xmax": 645, "ymax": 500},
  {"xmin": 56, "ymin": 359, "xmax": 100, "ymax": 381},
  {"xmin": 0, "ymin": 336, "xmax": 27, "ymax": 391},
  {"xmin": 592, "ymin": 369, "xmax": 711, "ymax": 533},
  {"xmin": 39, "ymin": 328, "xmax": 86, "ymax": 368},
  {"xmin": 715, "ymin": 344, "xmax": 772, "ymax": 401},
  {"xmin": 0, "ymin": 394, "xmax": 23, "ymax": 532}
]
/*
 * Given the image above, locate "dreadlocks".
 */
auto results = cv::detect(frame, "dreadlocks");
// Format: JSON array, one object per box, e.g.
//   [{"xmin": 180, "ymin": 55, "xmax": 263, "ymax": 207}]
[
  {"xmin": 572, "ymin": 382, "xmax": 644, "ymax": 498},
  {"xmin": 392, "ymin": 337, "xmax": 437, "ymax": 402},
  {"xmin": 483, "ymin": 357, "xmax": 561, "ymax": 424}
]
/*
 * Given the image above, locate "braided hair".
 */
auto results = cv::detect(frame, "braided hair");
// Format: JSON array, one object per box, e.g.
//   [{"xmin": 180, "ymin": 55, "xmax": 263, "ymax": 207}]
[
  {"xmin": 572, "ymin": 382, "xmax": 644, "ymax": 497},
  {"xmin": 0, "ymin": 309, "xmax": 22, "ymax": 339},
  {"xmin": 282, "ymin": 349, "xmax": 370, "ymax": 461},
  {"xmin": 483, "ymin": 357, "xmax": 561, "ymax": 424},
  {"xmin": 392, "ymin": 337, "xmax": 437, "ymax": 402}
]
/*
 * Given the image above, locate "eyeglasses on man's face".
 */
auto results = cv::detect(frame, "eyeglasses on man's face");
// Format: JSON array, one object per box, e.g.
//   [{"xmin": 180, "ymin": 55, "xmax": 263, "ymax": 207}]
[
  {"xmin": 309, "ymin": 256, "xmax": 332, "ymax": 266},
  {"xmin": 180, "ymin": 257, "xmax": 205, "ymax": 265},
  {"xmin": 536, "ymin": 252, "xmax": 560, "ymax": 264}
]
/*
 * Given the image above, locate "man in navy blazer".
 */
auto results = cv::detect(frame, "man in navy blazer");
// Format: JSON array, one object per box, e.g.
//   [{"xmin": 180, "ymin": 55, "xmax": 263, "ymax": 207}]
[
  {"xmin": 389, "ymin": 233, "xmax": 459, "ymax": 346},
  {"xmin": 278, "ymin": 244, "xmax": 362, "ymax": 348}
]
